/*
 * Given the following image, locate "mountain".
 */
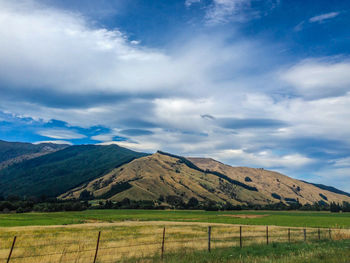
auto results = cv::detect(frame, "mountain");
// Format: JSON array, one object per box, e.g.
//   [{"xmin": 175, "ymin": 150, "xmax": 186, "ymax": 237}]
[
  {"xmin": 60, "ymin": 151, "xmax": 269, "ymax": 204},
  {"xmin": 301, "ymin": 181, "xmax": 350, "ymax": 198},
  {"xmin": 0, "ymin": 140, "xmax": 68, "ymax": 169},
  {"xmin": 1, "ymin": 139, "xmax": 349, "ymax": 207},
  {"xmin": 0, "ymin": 144, "xmax": 147, "ymax": 197},
  {"xmin": 188, "ymin": 157, "xmax": 350, "ymax": 205},
  {"xmin": 61, "ymin": 151, "xmax": 350, "ymax": 206}
]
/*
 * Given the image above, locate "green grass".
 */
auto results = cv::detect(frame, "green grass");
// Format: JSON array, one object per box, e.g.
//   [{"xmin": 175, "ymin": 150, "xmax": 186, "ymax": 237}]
[
  {"xmin": 124, "ymin": 240, "xmax": 350, "ymax": 263},
  {"xmin": 1, "ymin": 209, "xmax": 350, "ymax": 228}
]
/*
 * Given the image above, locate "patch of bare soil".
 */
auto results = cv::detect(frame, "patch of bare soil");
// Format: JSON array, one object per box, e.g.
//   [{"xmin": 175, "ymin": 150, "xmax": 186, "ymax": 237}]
[{"xmin": 221, "ymin": 214, "xmax": 269, "ymax": 219}]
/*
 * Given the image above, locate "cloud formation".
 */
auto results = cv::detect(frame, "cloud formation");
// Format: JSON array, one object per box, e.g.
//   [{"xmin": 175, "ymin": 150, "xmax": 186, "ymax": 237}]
[
  {"xmin": 0, "ymin": 0, "xmax": 350, "ymax": 190},
  {"xmin": 37, "ymin": 129, "xmax": 87, "ymax": 140},
  {"xmin": 309, "ymin": 12, "xmax": 339, "ymax": 23},
  {"xmin": 281, "ymin": 58, "xmax": 350, "ymax": 98}
]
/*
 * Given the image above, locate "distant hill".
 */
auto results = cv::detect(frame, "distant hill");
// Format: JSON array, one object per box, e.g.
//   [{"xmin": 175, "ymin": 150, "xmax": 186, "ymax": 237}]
[
  {"xmin": 61, "ymin": 151, "xmax": 350, "ymax": 206},
  {"xmin": 0, "ymin": 144, "xmax": 147, "ymax": 197},
  {"xmin": 301, "ymin": 181, "xmax": 350, "ymax": 198},
  {"xmin": 188, "ymin": 157, "xmax": 350, "ymax": 205},
  {"xmin": 60, "ymin": 151, "xmax": 268, "ymax": 205},
  {"xmin": 1, "ymin": 139, "xmax": 349, "ymax": 207},
  {"xmin": 0, "ymin": 140, "xmax": 67, "ymax": 169}
]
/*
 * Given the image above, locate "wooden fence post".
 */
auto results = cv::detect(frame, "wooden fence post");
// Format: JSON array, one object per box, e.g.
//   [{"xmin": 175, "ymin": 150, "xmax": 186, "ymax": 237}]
[
  {"xmin": 239, "ymin": 226, "xmax": 242, "ymax": 248},
  {"xmin": 266, "ymin": 226, "xmax": 269, "ymax": 245},
  {"xmin": 7, "ymin": 236, "xmax": 17, "ymax": 263},
  {"xmin": 329, "ymin": 228, "xmax": 332, "ymax": 240},
  {"xmin": 93, "ymin": 231, "xmax": 101, "ymax": 263},
  {"xmin": 318, "ymin": 228, "xmax": 321, "ymax": 240},
  {"xmin": 161, "ymin": 227, "xmax": 166, "ymax": 259},
  {"xmin": 303, "ymin": 229, "xmax": 306, "ymax": 242},
  {"xmin": 288, "ymin": 228, "xmax": 290, "ymax": 243},
  {"xmin": 208, "ymin": 226, "xmax": 211, "ymax": 252}
]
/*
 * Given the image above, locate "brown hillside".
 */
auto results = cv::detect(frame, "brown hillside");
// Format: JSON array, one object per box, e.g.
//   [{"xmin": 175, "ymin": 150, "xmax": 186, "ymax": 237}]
[
  {"xmin": 60, "ymin": 152, "xmax": 270, "ymax": 205},
  {"xmin": 187, "ymin": 157, "xmax": 350, "ymax": 205}
]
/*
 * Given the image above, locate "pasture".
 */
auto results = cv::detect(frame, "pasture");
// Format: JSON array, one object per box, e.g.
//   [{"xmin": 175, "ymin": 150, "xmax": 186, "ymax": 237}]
[
  {"xmin": 1, "ymin": 221, "xmax": 349, "ymax": 262},
  {"xmin": 0, "ymin": 210, "xmax": 350, "ymax": 262},
  {"xmin": 1, "ymin": 209, "xmax": 350, "ymax": 228}
]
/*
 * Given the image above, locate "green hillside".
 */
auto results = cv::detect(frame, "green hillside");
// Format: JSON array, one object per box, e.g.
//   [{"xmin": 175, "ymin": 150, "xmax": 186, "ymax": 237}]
[
  {"xmin": 0, "ymin": 140, "xmax": 67, "ymax": 166},
  {"xmin": 0, "ymin": 144, "xmax": 147, "ymax": 197}
]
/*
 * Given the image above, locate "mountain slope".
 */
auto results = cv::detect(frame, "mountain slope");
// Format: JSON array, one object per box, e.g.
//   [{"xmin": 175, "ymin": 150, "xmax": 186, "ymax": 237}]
[
  {"xmin": 301, "ymin": 181, "xmax": 350, "ymax": 198},
  {"xmin": 187, "ymin": 157, "xmax": 350, "ymax": 205},
  {"xmin": 0, "ymin": 140, "xmax": 67, "ymax": 169},
  {"xmin": 60, "ymin": 152, "xmax": 274, "ymax": 205},
  {"xmin": 0, "ymin": 144, "xmax": 147, "ymax": 197}
]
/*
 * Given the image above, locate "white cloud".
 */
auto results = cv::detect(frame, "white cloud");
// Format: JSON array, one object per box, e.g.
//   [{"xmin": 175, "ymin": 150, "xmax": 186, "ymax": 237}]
[
  {"xmin": 0, "ymin": 0, "xmax": 349, "ymax": 190},
  {"xmin": 211, "ymin": 148, "xmax": 314, "ymax": 169},
  {"xmin": 309, "ymin": 12, "xmax": 339, "ymax": 23},
  {"xmin": 280, "ymin": 58, "xmax": 350, "ymax": 98},
  {"xmin": 91, "ymin": 134, "xmax": 116, "ymax": 142},
  {"xmin": 314, "ymin": 167, "xmax": 350, "ymax": 192},
  {"xmin": 37, "ymin": 129, "xmax": 86, "ymax": 139},
  {"xmin": 0, "ymin": 0, "xmax": 204, "ymax": 95},
  {"xmin": 33, "ymin": 140, "xmax": 73, "ymax": 145},
  {"xmin": 205, "ymin": 0, "xmax": 252, "ymax": 24},
  {"xmin": 185, "ymin": 0, "xmax": 201, "ymax": 7},
  {"xmin": 97, "ymin": 141, "xmax": 159, "ymax": 152},
  {"xmin": 333, "ymin": 157, "xmax": 350, "ymax": 168},
  {"xmin": 202, "ymin": 0, "xmax": 278, "ymax": 25}
]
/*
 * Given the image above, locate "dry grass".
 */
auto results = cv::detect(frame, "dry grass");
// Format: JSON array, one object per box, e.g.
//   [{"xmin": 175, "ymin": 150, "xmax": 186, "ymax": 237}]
[
  {"xmin": 189, "ymin": 157, "xmax": 350, "ymax": 205},
  {"xmin": 1, "ymin": 221, "xmax": 349, "ymax": 263}
]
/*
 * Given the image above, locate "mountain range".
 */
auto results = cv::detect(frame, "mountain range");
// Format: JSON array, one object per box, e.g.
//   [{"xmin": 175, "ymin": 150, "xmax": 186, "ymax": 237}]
[{"xmin": 0, "ymin": 140, "xmax": 349, "ymax": 207}]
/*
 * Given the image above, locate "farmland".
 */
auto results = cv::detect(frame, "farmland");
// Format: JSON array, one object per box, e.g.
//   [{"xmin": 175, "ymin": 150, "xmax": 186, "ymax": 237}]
[
  {"xmin": 1, "ymin": 210, "xmax": 350, "ymax": 262},
  {"xmin": 1, "ymin": 209, "xmax": 350, "ymax": 228}
]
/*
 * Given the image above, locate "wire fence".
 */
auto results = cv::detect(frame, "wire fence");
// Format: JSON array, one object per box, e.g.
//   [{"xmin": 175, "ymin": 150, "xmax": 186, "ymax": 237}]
[{"xmin": 1, "ymin": 224, "xmax": 349, "ymax": 263}]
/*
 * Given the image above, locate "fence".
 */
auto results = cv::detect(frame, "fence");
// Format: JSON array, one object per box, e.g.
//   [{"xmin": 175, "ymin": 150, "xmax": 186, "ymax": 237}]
[{"xmin": 0, "ymin": 223, "xmax": 349, "ymax": 263}]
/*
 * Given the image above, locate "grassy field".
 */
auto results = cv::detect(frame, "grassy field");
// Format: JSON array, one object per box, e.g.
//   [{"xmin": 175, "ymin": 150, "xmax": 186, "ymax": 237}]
[
  {"xmin": 1, "ymin": 221, "xmax": 349, "ymax": 263},
  {"xmin": 127, "ymin": 240, "xmax": 350, "ymax": 263},
  {"xmin": 1, "ymin": 209, "xmax": 350, "ymax": 228},
  {"xmin": 1, "ymin": 210, "xmax": 350, "ymax": 262}
]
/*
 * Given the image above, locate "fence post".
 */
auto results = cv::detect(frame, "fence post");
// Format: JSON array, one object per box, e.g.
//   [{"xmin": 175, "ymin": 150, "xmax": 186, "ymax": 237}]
[
  {"xmin": 93, "ymin": 231, "xmax": 101, "ymax": 263},
  {"xmin": 318, "ymin": 228, "xmax": 320, "ymax": 240},
  {"xmin": 7, "ymin": 236, "xmax": 17, "ymax": 263},
  {"xmin": 288, "ymin": 228, "xmax": 290, "ymax": 243},
  {"xmin": 266, "ymin": 226, "xmax": 269, "ymax": 245},
  {"xmin": 161, "ymin": 227, "xmax": 166, "ymax": 259},
  {"xmin": 208, "ymin": 226, "xmax": 211, "ymax": 252},
  {"xmin": 239, "ymin": 226, "xmax": 242, "ymax": 248},
  {"xmin": 329, "ymin": 228, "xmax": 332, "ymax": 240},
  {"xmin": 303, "ymin": 228, "xmax": 306, "ymax": 242}
]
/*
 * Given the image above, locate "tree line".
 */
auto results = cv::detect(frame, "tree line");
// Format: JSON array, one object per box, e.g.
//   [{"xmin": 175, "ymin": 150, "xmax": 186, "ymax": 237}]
[{"xmin": 1, "ymin": 193, "xmax": 350, "ymax": 213}]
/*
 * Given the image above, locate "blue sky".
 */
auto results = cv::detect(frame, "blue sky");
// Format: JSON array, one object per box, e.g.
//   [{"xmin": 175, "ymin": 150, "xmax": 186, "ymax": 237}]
[{"xmin": 0, "ymin": 0, "xmax": 350, "ymax": 190}]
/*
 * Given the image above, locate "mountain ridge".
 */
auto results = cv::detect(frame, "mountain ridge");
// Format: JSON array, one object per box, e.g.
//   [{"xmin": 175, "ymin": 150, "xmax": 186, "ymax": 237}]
[
  {"xmin": 0, "ymin": 140, "xmax": 68, "ymax": 169},
  {"xmin": 0, "ymin": 140, "xmax": 349, "ymax": 207},
  {"xmin": 61, "ymin": 151, "xmax": 350, "ymax": 206},
  {"xmin": 0, "ymin": 143, "xmax": 147, "ymax": 197}
]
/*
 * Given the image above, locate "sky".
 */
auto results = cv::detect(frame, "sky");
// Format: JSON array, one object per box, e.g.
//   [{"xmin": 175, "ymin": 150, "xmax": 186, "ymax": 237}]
[{"xmin": 0, "ymin": 0, "xmax": 350, "ymax": 191}]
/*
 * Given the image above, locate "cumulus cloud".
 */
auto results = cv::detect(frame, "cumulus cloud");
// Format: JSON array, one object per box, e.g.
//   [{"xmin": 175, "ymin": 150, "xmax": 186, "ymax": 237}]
[{"xmin": 0, "ymin": 0, "xmax": 203, "ymax": 100}]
